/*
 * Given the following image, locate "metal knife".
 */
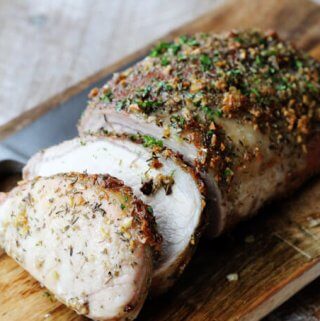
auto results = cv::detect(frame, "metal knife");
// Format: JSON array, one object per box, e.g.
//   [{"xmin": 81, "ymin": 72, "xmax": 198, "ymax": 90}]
[
  {"xmin": 0, "ymin": 77, "xmax": 106, "ymax": 187},
  {"xmin": 0, "ymin": 56, "xmax": 143, "ymax": 190}
]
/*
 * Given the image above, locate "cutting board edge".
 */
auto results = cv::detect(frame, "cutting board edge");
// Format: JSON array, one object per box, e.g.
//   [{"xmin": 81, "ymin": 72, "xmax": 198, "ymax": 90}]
[
  {"xmin": 1, "ymin": 0, "xmax": 320, "ymax": 320},
  {"xmin": 242, "ymin": 258, "xmax": 320, "ymax": 321}
]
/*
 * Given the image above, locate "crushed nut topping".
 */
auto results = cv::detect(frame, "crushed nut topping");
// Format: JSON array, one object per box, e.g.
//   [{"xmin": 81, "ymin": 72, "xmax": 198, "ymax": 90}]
[{"xmin": 90, "ymin": 30, "xmax": 320, "ymax": 194}]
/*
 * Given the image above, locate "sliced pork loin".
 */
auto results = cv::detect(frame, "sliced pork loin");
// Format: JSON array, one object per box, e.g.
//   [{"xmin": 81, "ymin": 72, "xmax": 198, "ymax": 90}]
[
  {"xmin": 0, "ymin": 173, "xmax": 161, "ymax": 320},
  {"xmin": 23, "ymin": 135, "xmax": 206, "ymax": 294},
  {"xmin": 79, "ymin": 29, "xmax": 320, "ymax": 236}
]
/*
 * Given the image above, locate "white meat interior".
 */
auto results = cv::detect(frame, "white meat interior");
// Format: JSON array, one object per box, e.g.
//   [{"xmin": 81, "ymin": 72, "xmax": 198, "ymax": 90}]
[
  {"xmin": 24, "ymin": 136, "xmax": 203, "ymax": 281},
  {"xmin": 0, "ymin": 174, "xmax": 152, "ymax": 320}
]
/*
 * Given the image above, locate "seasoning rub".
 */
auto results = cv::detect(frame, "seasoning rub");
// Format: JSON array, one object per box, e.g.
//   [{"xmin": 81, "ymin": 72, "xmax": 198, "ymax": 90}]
[
  {"xmin": 0, "ymin": 173, "xmax": 161, "ymax": 321},
  {"xmin": 23, "ymin": 134, "xmax": 205, "ymax": 294},
  {"xmin": 79, "ymin": 30, "xmax": 320, "ymax": 235}
]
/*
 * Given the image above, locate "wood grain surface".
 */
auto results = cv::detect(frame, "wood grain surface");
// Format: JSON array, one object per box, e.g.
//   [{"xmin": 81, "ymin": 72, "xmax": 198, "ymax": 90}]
[
  {"xmin": 1, "ymin": 0, "xmax": 320, "ymax": 320},
  {"xmin": 265, "ymin": 278, "xmax": 320, "ymax": 321},
  {"xmin": 1, "ymin": 177, "xmax": 320, "ymax": 321},
  {"xmin": 0, "ymin": 0, "xmax": 220, "ymax": 128}
]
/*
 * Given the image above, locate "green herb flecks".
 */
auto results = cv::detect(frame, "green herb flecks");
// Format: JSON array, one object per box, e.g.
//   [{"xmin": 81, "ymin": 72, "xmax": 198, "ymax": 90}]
[
  {"xmin": 149, "ymin": 41, "xmax": 181, "ymax": 58},
  {"xmin": 149, "ymin": 42, "xmax": 171, "ymax": 57},
  {"xmin": 224, "ymin": 168, "xmax": 234, "ymax": 176},
  {"xmin": 201, "ymin": 106, "xmax": 222, "ymax": 120},
  {"xmin": 100, "ymin": 91, "xmax": 113, "ymax": 103},
  {"xmin": 142, "ymin": 135, "xmax": 164, "ymax": 148},
  {"xmin": 157, "ymin": 81, "xmax": 173, "ymax": 91},
  {"xmin": 161, "ymin": 56, "xmax": 170, "ymax": 66},
  {"xmin": 250, "ymin": 88, "xmax": 261, "ymax": 97},
  {"xmin": 137, "ymin": 99, "xmax": 163, "ymax": 113},
  {"xmin": 115, "ymin": 100, "xmax": 126, "ymax": 112},
  {"xmin": 200, "ymin": 54, "xmax": 212, "ymax": 71},
  {"xmin": 179, "ymin": 35, "xmax": 199, "ymax": 46},
  {"xmin": 170, "ymin": 114, "xmax": 186, "ymax": 128}
]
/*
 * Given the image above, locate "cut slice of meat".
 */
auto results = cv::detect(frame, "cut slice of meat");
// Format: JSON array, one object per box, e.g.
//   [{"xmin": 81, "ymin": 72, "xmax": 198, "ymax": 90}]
[
  {"xmin": 23, "ymin": 135, "xmax": 205, "ymax": 294},
  {"xmin": 0, "ymin": 173, "xmax": 161, "ymax": 321},
  {"xmin": 78, "ymin": 30, "xmax": 320, "ymax": 236}
]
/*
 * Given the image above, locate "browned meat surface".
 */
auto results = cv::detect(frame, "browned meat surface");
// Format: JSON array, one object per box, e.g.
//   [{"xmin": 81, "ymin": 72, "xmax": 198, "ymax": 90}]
[{"xmin": 79, "ymin": 30, "xmax": 320, "ymax": 236}]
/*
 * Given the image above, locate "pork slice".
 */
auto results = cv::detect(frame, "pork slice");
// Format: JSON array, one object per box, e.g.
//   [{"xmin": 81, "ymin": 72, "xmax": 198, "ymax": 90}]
[
  {"xmin": 0, "ymin": 173, "xmax": 161, "ymax": 320},
  {"xmin": 79, "ymin": 30, "xmax": 320, "ymax": 235},
  {"xmin": 23, "ymin": 135, "xmax": 205, "ymax": 294}
]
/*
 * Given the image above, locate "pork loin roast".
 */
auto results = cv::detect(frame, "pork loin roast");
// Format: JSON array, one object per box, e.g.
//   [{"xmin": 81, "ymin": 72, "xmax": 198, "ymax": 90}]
[
  {"xmin": 0, "ymin": 173, "xmax": 161, "ymax": 320},
  {"xmin": 79, "ymin": 30, "xmax": 320, "ymax": 236},
  {"xmin": 23, "ymin": 135, "xmax": 205, "ymax": 294}
]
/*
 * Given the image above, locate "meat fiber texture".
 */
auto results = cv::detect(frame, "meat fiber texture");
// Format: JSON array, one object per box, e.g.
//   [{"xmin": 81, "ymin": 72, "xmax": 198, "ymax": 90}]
[
  {"xmin": 0, "ymin": 173, "xmax": 161, "ymax": 320},
  {"xmin": 24, "ymin": 134, "xmax": 206, "ymax": 294}
]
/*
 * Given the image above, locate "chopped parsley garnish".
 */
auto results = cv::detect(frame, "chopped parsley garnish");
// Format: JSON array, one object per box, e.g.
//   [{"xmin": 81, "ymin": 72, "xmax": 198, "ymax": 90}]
[
  {"xmin": 224, "ymin": 168, "xmax": 234, "ymax": 176},
  {"xmin": 149, "ymin": 42, "xmax": 170, "ymax": 57},
  {"xmin": 227, "ymin": 69, "xmax": 242, "ymax": 77},
  {"xmin": 201, "ymin": 106, "xmax": 212, "ymax": 117},
  {"xmin": 187, "ymin": 38, "xmax": 200, "ymax": 46},
  {"xmin": 215, "ymin": 109, "xmax": 223, "ymax": 117},
  {"xmin": 137, "ymin": 99, "xmax": 162, "ymax": 113},
  {"xmin": 179, "ymin": 35, "xmax": 199, "ymax": 46},
  {"xmin": 178, "ymin": 35, "xmax": 188, "ymax": 44},
  {"xmin": 157, "ymin": 81, "xmax": 173, "ymax": 91},
  {"xmin": 115, "ymin": 100, "xmax": 125, "ymax": 112},
  {"xmin": 142, "ymin": 135, "xmax": 164, "ymax": 148},
  {"xmin": 307, "ymin": 82, "xmax": 317, "ymax": 93},
  {"xmin": 201, "ymin": 106, "xmax": 222, "ymax": 119},
  {"xmin": 250, "ymin": 88, "xmax": 260, "ymax": 96},
  {"xmin": 177, "ymin": 53, "xmax": 187, "ymax": 61},
  {"xmin": 255, "ymin": 56, "xmax": 264, "ymax": 66},
  {"xmin": 170, "ymin": 114, "xmax": 186, "ymax": 128},
  {"xmin": 161, "ymin": 56, "xmax": 170, "ymax": 66},
  {"xmin": 100, "ymin": 91, "xmax": 113, "ymax": 103},
  {"xmin": 276, "ymin": 84, "xmax": 287, "ymax": 91},
  {"xmin": 94, "ymin": 30, "xmax": 320, "ymax": 191},
  {"xmin": 150, "ymin": 41, "xmax": 181, "ymax": 58},
  {"xmin": 233, "ymin": 37, "xmax": 244, "ymax": 44},
  {"xmin": 170, "ymin": 43, "xmax": 181, "ymax": 55},
  {"xmin": 200, "ymin": 54, "xmax": 212, "ymax": 71},
  {"xmin": 137, "ymin": 85, "xmax": 152, "ymax": 98}
]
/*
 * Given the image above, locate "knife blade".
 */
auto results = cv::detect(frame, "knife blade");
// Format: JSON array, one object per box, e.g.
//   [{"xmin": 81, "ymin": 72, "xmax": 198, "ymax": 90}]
[
  {"xmin": 0, "ymin": 87, "xmax": 89, "ymax": 181},
  {"xmin": 0, "ymin": 56, "xmax": 144, "ymax": 183},
  {"xmin": 0, "ymin": 82, "xmax": 98, "ymax": 164}
]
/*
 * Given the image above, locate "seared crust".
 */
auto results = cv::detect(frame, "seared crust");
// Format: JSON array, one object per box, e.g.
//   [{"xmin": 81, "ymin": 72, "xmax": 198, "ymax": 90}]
[
  {"xmin": 23, "ymin": 173, "xmax": 163, "ymax": 256},
  {"xmin": 81, "ymin": 30, "xmax": 320, "ymax": 185},
  {"xmin": 92, "ymin": 173, "xmax": 162, "ymax": 254},
  {"xmin": 79, "ymin": 30, "xmax": 320, "ymax": 235}
]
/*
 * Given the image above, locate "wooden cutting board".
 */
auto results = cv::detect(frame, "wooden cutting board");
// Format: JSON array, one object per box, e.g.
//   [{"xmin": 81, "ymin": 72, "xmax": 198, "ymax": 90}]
[{"xmin": 1, "ymin": 0, "xmax": 320, "ymax": 320}]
